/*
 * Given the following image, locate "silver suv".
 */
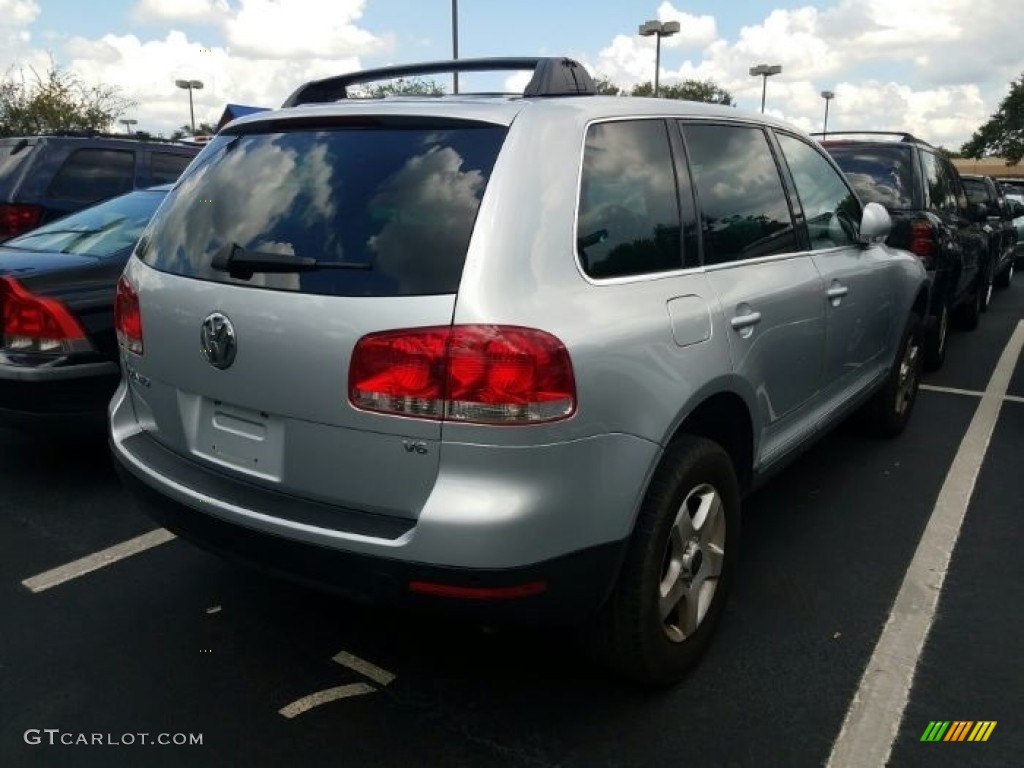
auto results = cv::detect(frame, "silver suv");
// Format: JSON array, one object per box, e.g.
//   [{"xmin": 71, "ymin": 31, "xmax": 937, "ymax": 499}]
[{"xmin": 110, "ymin": 58, "xmax": 928, "ymax": 685}]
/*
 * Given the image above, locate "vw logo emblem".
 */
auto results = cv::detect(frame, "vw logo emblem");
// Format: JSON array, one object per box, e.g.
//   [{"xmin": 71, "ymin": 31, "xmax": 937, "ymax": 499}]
[{"xmin": 200, "ymin": 312, "xmax": 237, "ymax": 370}]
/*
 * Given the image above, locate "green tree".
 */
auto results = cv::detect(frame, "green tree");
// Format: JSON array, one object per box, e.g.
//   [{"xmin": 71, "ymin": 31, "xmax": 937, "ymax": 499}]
[
  {"xmin": 0, "ymin": 60, "xmax": 134, "ymax": 137},
  {"xmin": 961, "ymin": 72, "xmax": 1024, "ymax": 164},
  {"xmin": 630, "ymin": 78, "xmax": 734, "ymax": 105},
  {"xmin": 170, "ymin": 121, "xmax": 217, "ymax": 140},
  {"xmin": 351, "ymin": 77, "xmax": 444, "ymax": 99},
  {"xmin": 592, "ymin": 77, "xmax": 623, "ymax": 96}
]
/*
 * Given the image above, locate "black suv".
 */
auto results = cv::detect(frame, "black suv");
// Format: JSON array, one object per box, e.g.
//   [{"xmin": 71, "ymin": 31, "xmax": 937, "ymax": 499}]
[
  {"xmin": 960, "ymin": 173, "xmax": 1016, "ymax": 290},
  {"xmin": 817, "ymin": 132, "xmax": 991, "ymax": 369},
  {"xmin": 0, "ymin": 133, "xmax": 199, "ymax": 241}
]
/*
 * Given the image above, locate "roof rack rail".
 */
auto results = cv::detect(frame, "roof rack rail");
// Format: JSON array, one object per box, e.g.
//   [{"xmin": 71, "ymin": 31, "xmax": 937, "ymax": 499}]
[
  {"xmin": 810, "ymin": 130, "xmax": 933, "ymax": 147},
  {"xmin": 281, "ymin": 57, "xmax": 596, "ymax": 107}
]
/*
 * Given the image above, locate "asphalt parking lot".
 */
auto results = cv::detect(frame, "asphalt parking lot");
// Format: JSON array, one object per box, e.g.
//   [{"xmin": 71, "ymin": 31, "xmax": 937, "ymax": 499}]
[{"xmin": 3, "ymin": 283, "xmax": 1022, "ymax": 768}]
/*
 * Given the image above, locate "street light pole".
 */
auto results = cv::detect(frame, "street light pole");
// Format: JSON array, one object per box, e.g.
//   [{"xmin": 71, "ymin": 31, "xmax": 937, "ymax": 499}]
[
  {"xmin": 120, "ymin": 118, "xmax": 138, "ymax": 135},
  {"xmin": 821, "ymin": 90, "xmax": 835, "ymax": 138},
  {"xmin": 174, "ymin": 79, "xmax": 204, "ymax": 134},
  {"xmin": 749, "ymin": 64, "xmax": 782, "ymax": 113},
  {"xmin": 638, "ymin": 20, "xmax": 680, "ymax": 97},
  {"xmin": 451, "ymin": 0, "xmax": 459, "ymax": 94}
]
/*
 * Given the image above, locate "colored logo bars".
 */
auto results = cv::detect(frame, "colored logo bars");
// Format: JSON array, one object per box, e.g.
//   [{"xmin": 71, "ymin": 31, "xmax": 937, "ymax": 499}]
[{"xmin": 921, "ymin": 721, "xmax": 997, "ymax": 742}]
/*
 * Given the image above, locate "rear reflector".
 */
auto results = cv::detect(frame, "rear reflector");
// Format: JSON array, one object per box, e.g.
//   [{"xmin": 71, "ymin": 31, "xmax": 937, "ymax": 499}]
[
  {"xmin": 408, "ymin": 580, "xmax": 548, "ymax": 600},
  {"xmin": 0, "ymin": 203, "xmax": 43, "ymax": 240},
  {"xmin": 114, "ymin": 275, "xmax": 143, "ymax": 355},
  {"xmin": 0, "ymin": 276, "xmax": 89, "ymax": 354},
  {"xmin": 349, "ymin": 325, "xmax": 576, "ymax": 425}
]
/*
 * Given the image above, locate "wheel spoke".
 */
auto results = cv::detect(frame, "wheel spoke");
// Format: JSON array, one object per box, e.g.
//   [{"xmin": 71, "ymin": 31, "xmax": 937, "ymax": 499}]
[
  {"xmin": 679, "ymin": 577, "xmax": 704, "ymax": 636},
  {"xmin": 659, "ymin": 573, "xmax": 687, "ymax": 621},
  {"xmin": 704, "ymin": 542, "xmax": 725, "ymax": 578}
]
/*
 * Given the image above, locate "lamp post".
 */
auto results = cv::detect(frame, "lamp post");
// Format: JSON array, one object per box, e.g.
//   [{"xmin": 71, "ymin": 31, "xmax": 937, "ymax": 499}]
[
  {"xmin": 638, "ymin": 20, "xmax": 680, "ymax": 97},
  {"xmin": 451, "ymin": 0, "xmax": 459, "ymax": 94},
  {"xmin": 120, "ymin": 118, "xmax": 138, "ymax": 135},
  {"xmin": 749, "ymin": 64, "xmax": 782, "ymax": 113},
  {"xmin": 821, "ymin": 90, "xmax": 835, "ymax": 138},
  {"xmin": 174, "ymin": 79, "xmax": 204, "ymax": 134}
]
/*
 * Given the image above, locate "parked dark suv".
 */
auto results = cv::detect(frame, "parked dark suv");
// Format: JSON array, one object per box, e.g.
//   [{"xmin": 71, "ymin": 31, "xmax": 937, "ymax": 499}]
[
  {"xmin": 817, "ymin": 132, "xmax": 991, "ymax": 369},
  {"xmin": 960, "ymin": 173, "xmax": 1016, "ymax": 290},
  {"xmin": 0, "ymin": 133, "xmax": 199, "ymax": 241}
]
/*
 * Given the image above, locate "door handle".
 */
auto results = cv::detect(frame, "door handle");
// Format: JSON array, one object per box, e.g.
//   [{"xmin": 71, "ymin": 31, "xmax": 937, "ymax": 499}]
[
  {"xmin": 826, "ymin": 285, "xmax": 849, "ymax": 299},
  {"xmin": 730, "ymin": 311, "xmax": 762, "ymax": 330}
]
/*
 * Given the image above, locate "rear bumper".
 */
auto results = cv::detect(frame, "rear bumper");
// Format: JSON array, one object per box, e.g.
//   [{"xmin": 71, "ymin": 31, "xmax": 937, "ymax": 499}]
[
  {"xmin": 114, "ymin": 446, "xmax": 626, "ymax": 624},
  {"xmin": 0, "ymin": 360, "xmax": 118, "ymax": 431}
]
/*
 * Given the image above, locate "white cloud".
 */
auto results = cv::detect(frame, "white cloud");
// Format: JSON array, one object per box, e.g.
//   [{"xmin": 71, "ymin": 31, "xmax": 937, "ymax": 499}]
[
  {"xmin": 134, "ymin": 0, "xmax": 229, "ymax": 24},
  {"xmin": 592, "ymin": 0, "xmax": 1023, "ymax": 149},
  {"xmin": 655, "ymin": 2, "xmax": 717, "ymax": 48},
  {"xmin": 226, "ymin": 0, "xmax": 383, "ymax": 59}
]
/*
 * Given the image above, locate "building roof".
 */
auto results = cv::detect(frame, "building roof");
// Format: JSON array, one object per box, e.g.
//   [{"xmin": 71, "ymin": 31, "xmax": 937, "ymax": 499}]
[{"xmin": 216, "ymin": 103, "xmax": 270, "ymax": 132}]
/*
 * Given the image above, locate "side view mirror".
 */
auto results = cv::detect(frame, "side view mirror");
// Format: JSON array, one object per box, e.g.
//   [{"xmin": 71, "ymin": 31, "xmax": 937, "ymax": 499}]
[{"xmin": 859, "ymin": 201, "xmax": 891, "ymax": 244}]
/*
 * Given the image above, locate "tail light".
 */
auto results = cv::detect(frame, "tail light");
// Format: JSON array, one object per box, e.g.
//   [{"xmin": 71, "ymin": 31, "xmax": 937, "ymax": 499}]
[
  {"xmin": 349, "ymin": 325, "xmax": 576, "ymax": 425},
  {"xmin": 910, "ymin": 220, "xmax": 936, "ymax": 270},
  {"xmin": 0, "ymin": 203, "xmax": 43, "ymax": 240},
  {"xmin": 0, "ymin": 276, "xmax": 90, "ymax": 354},
  {"xmin": 114, "ymin": 275, "xmax": 144, "ymax": 355}
]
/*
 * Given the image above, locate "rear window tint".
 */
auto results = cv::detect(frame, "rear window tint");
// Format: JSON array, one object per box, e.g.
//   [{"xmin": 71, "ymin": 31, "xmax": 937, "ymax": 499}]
[
  {"xmin": 140, "ymin": 124, "xmax": 507, "ymax": 296},
  {"xmin": 961, "ymin": 178, "xmax": 989, "ymax": 205},
  {"xmin": 47, "ymin": 148, "xmax": 136, "ymax": 202},
  {"xmin": 825, "ymin": 144, "xmax": 914, "ymax": 210},
  {"xmin": 150, "ymin": 152, "xmax": 193, "ymax": 184}
]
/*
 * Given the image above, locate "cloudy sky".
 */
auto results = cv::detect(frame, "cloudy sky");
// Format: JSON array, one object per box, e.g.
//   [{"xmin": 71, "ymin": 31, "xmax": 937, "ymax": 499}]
[{"xmin": 1, "ymin": 0, "xmax": 1020, "ymax": 148}]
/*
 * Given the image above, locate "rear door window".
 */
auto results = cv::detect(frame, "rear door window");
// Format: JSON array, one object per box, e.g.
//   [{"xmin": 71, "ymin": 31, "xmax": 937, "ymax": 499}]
[
  {"xmin": 150, "ymin": 152, "xmax": 194, "ymax": 184},
  {"xmin": 920, "ymin": 150, "xmax": 959, "ymax": 214},
  {"xmin": 825, "ymin": 144, "xmax": 914, "ymax": 209},
  {"xmin": 576, "ymin": 119, "xmax": 683, "ymax": 278},
  {"xmin": 681, "ymin": 122, "xmax": 797, "ymax": 265},
  {"xmin": 46, "ymin": 149, "xmax": 136, "ymax": 202},
  {"xmin": 140, "ymin": 123, "xmax": 507, "ymax": 296}
]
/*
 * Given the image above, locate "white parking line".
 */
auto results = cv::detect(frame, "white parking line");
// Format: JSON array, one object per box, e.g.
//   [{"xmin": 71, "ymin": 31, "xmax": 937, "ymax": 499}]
[
  {"xmin": 919, "ymin": 383, "xmax": 983, "ymax": 398},
  {"xmin": 21, "ymin": 528, "xmax": 176, "ymax": 594},
  {"xmin": 278, "ymin": 683, "xmax": 376, "ymax": 719},
  {"xmin": 828, "ymin": 321, "xmax": 1024, "ymax": 768},
  {"xmin": 333, "ymin": 650, "xmax": 396, "ymax": 686}
]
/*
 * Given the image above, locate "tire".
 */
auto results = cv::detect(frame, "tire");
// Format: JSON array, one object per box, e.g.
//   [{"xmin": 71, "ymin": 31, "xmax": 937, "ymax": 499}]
[
  {"xmin": 590, "ymin": 436, "xmax": 741, "ymax": 687},
  {"xmin": 924, "ymin": 299, "xmax": 949, "ymax": 371},
  {"xmin": 995, "ymin": 259, "xmax": 1014, "ymax": 290},
  {"xmin": 865, "ymin": 312, "xmax": 922, "ymax": 438}
]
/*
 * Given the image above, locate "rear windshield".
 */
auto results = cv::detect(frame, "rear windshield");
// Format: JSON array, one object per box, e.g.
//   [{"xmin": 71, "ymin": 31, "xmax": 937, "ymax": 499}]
[
  {"xmin": 139, "ymin": 123, "xmax": 508, "ymax": 296},
  {"xmin": 824, "ymin": 144, "xmax": 914, "ymax": 210},
  {"xmin": 960, "ymin": 177, "xmax": 989, "ymax": 205}
]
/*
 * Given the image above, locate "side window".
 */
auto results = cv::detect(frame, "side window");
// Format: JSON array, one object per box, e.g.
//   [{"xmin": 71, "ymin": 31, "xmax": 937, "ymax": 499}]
[
  {"xmin": 576, "ymin": 120, "xmax": 682, "ymax": 279},
  {"xmin": 941, "ymin": 159, "xmax": 968, "ymax": 214},
  {"xmin": 47, "ymin": 149, "xmax": 135, "ymax": 202},
  {"xmin": 150, "ymin": 152, "xmax": 193, "ymax": 184},
  {"xmin": 681, "ymin": 123, "xmax": 797, "ymax": 265},
  {"xmin": 921, "ymin": 150, "xmax": 957, "ymax": 214},
  {"xmin": 776, "ymin": 133, "xmax": 861, "ymax": 249}
]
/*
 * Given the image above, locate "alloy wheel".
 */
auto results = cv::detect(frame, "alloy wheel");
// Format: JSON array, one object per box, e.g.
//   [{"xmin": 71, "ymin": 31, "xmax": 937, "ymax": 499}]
[{"xmin": 659, "ymin": 483, "xmax": 726, "ymax": 643}]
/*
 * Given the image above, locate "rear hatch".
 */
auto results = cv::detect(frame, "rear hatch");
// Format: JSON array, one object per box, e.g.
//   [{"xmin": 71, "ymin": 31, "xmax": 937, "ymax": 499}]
[{"xmin": 121, "ymin": 114, "xmax": 509, "ymax": 519}]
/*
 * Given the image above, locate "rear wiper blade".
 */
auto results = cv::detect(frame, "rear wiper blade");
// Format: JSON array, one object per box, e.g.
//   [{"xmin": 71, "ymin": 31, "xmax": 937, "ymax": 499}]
[{"xmin": 210, "ymin": 242, "xmax": 372, "ymax": 277}]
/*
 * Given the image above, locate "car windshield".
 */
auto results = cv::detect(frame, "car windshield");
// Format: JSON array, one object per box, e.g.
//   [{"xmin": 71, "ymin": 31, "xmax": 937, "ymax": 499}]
[
  {"xmin": 824, "ymin": 144, "xmax": 915, "ymax": 210},
  {"xmin": 4, "ymin": 188, "xmax": 167, "ymax": 258}
]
